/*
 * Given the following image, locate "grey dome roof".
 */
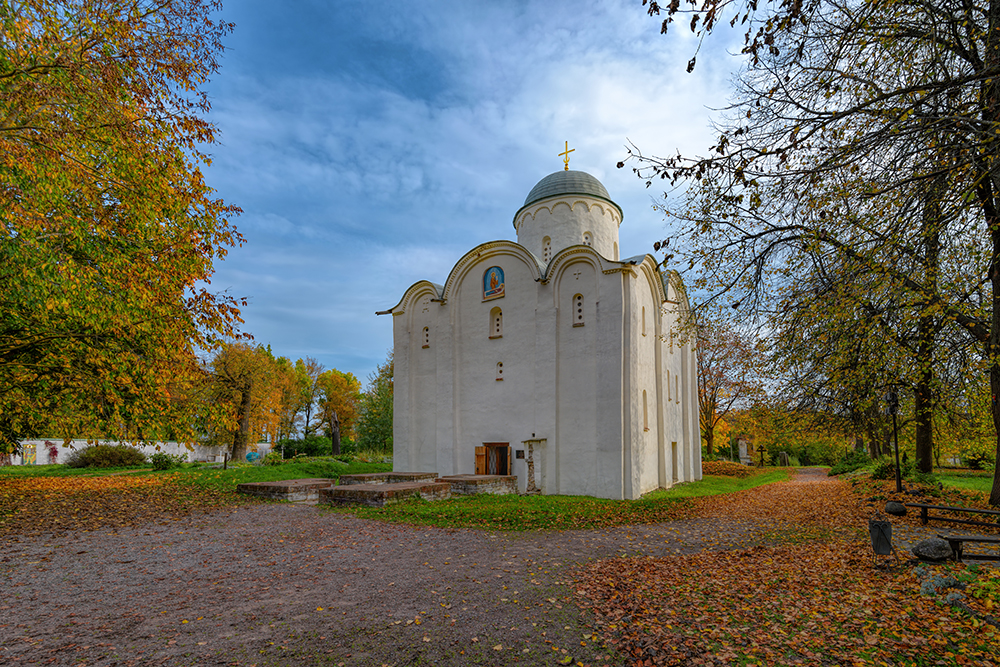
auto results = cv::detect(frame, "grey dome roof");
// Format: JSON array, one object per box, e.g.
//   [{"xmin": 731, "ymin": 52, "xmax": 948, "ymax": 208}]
[{"xmin": 523, "ymin": 170, "xmax": 614, "ymax": 208}]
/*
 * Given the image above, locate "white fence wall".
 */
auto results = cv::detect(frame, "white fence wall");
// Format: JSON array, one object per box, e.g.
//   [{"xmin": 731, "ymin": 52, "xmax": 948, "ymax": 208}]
[{"xmin": 13, "ymin": 440, "xmax": 271, "ymax": 466}]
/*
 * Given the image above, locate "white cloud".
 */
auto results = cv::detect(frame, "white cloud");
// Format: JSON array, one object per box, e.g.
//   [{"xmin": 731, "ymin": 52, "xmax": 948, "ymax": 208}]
[{"xmin": 202, "ymin": 0, "xmax": 741, "ymax": 379}]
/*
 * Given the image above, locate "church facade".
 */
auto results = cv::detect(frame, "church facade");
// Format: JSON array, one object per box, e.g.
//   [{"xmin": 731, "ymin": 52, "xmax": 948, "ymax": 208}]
[{"xmin": 383, "ymin": 167, "xmax": 701, "ymax": 500}]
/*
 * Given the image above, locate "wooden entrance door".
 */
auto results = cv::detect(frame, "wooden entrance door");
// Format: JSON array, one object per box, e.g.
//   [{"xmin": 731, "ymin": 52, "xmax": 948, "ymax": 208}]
[{"xmin": 475, "ymin": 442, "xmax": 510, "ymax": 475}]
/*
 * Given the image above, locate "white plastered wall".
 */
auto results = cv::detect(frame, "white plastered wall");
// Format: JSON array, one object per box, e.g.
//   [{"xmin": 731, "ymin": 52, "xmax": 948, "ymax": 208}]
[{"xmin": 515, "ymin": 197, "xmax": 621, "ymax": 262}]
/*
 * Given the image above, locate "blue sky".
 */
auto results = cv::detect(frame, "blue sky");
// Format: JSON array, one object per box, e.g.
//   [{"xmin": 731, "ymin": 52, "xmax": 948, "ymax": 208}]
[{"xmin": 202, "ymin": 0, "xmax": 739, "ymax": 385}]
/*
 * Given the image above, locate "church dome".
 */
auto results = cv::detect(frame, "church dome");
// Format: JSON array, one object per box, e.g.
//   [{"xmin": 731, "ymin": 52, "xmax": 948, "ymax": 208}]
[
  {"xmin": 514, "ymin": 168, "xmax": 623, "ymax": 262},
  {"xmin": 523, "ymin": 170, "xmax": 615, "ymax": 209}
]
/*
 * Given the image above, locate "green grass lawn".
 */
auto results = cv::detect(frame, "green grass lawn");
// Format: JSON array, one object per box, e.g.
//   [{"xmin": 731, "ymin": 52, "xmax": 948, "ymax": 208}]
[
  {"xmin": 0, "ymin": 457, "xmax": 393, "ymax": 493},
  {"xmin": 3, "ymin": 458, "xmax": 790, "ymax": 532},
  {"xmin": 936, "ymin": 470, "xmax": 994, "ymax": 495},
  {"xmin": 643, "ymin": 468, "xmax": 791, "ymax": 500},
  {"xmin": 0, "ymin": 463, "xmax": 157, "ymax": 477},
  {"xmin": 328, "ymin": 468, "xmax": 792, "ymax": 531},
  {"xmin": 169, "ymin": 458, "xmax": 392, "ymax": 494}
]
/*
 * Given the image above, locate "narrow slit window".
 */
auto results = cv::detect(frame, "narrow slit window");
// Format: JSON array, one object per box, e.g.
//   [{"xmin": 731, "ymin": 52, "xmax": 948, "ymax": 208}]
[
  {"xmin": 643, "ymin": 390, "xmax": 649, "ymax": 431},
  {"xmin": 642, "ymin": 307, "xmax": 646, "ymax": 337},
  {"xmin": 573, "ymin": 294, "xmax": 584, "ymax": 327},
  {"xmin": 422, "ymin": 326, "xmax": 430, "ymax": 348},
  {"xmin": 542, "ymin": 236, "xmax": 552, "ymax": 264},
  {"xmin": 490, "ymin": 306, "xmax": 503, "ymax": 338},
  {"xmin": 496, "ymin": 361, "xmax": 504, "ymax": 381},
  {"xmin": 667, "ymin": 369, "xmax": 671, "ymax": 401}
]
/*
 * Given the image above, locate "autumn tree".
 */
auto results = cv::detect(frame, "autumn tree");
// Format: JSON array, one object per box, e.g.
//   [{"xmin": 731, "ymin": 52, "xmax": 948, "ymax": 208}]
[
  {"xmin": 316, "ymin": 369, "xmax": 362, "ymax": 455},
  {"xmin": 272, "ymin": 357, "xmax": 302, "ymax": 442},
  {"xmin": 202, "ymin": 343, "xmax": 281, "ymax": 462},
  {"xmin": 0, "ymin": 0, "xmax": 242, "ymax": 458},
  {"xmin": 356, "ymin": 353, "xmax": 393, "ymax": 454},
  {"xmin": 294, "ymin": 357, "xmax": 325, "ymax": 439},
  {"xmin": 630, "ymin": 0, "xmax": 1000, "ymax": 500},
  {"xmin": 695, "ymin": 312, "xmax": 765, "ymax": 459}
]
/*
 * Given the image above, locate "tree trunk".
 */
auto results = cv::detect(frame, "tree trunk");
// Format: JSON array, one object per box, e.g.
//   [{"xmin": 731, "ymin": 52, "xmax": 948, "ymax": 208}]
[
  {"xmin": 231, "ymin": 382, "xmax": 253, "ymax": 463},
  {"xmin": 330, "ymin": 411, "xmax": 341, "ymax": 456},
  {"xmin": 914, "ymin": 321, "xmax": 934, "ymax": 473},
  {"xmin": 914, "ymin": 176, "xmax": 943, "ymax": 474},
  {"xmin": 984, "ymin": 0, "xmax": 1000, "ymax": 506},
  {"xmin": 866, "ymin": 428, "xmax": 879, "ymax": 458},
  {"xmin": 704, "ymin": 426, "xmax": 715, "ymax": 460}
]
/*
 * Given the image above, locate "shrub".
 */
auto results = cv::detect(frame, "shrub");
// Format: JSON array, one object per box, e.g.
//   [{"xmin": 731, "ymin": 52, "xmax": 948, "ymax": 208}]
[
  {"xmin": 150, "ymin": 452, "xmax": 187, "ymax": 471},
  {"xmin": 276, "ymin": 435, "xmax": 332, "ymax": 458},
  {"xmin": 964, "ymin": 447, "xmax": 996, "ymax": 471},
  {"xmin": 869, "ymin": 457, "xmax": 896, "ymax": 480},
  {"xmin": 829, "ymin": 449, "xmax": 871, "ymax": 476},
  {"xmin": 65, "ymin": 444, "xmax": 148, "ymax": 469},
  {"xmin": 262, "ymin": 451, "xmax": 285, "ymax": 466},
  {"xmin": 701, "ymin": 460, "xmax": 757, "ymax": 478}
]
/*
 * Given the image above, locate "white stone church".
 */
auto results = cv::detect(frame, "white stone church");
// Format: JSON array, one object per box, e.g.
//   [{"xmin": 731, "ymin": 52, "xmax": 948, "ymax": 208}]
[{"xmin": 383, "ymin": 160, "xmax": 701, "ymax": 500}]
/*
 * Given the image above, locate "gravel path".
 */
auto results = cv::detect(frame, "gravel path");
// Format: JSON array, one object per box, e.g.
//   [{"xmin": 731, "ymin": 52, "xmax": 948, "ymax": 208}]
[
  {"xmin": 1, "ymin": 468, "xmax": 952, "ymax": 666},
  {"xmin": 1, "ymin": 500, "xmax": 761, "ymax": 666}
]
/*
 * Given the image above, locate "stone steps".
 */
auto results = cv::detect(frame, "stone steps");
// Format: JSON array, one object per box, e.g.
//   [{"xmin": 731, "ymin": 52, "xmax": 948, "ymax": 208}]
[
  {"xmin": 237, "ymin": 472, "xmax": 518, "ymax": 506},
  {"xmin": 235, "ymin": 478, "xmax": 335, "ymax": 503},
  {"xmin": 319, "ymin": 481, "xmax": 452, "ymax": 507},
  {"xmin": 337, "ymin": 472, "xmax": 440, "ymax": 485}
]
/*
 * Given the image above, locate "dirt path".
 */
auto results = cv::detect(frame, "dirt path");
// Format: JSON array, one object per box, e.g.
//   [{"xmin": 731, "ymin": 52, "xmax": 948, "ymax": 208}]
[{"xmin": 0, "ymin": 469, "xmax": 929, "ymax": 666}]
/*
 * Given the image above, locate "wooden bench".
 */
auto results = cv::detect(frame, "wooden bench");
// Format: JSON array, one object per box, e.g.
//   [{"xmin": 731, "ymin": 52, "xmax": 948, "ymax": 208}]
[
  {"xmin": 903, "ymin": 502, "xmax": 1000, "ymax": 530},
  {"xmin": 936, "ymin": 533, "xmax": 1000, "ymax": 562}
]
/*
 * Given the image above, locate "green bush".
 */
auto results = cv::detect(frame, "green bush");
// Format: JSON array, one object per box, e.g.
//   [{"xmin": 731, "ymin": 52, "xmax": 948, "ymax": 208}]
[
  {"xmin": 869, "ymin": 457, "xmax": 896, "ymax": 480},
  {"xmin": 829, "ymin": 449, "xmax": 871, "ymax": 476},
  {"xmin": 262, "ymin": 451, "xmax": 285, "ymax": 466},
  {"xmin": 65, "ymin": 444, "xmax": 148, "ymax": 469},
  {"xmin": 964, "ymin": 449, "xmax": 996, "ymax": 471},
  {"xmin": 150, "ymin": 452, "xmax": 187, "ymax": 471},
  {"xmin": 277, "ymin": 435, "xmax": 331, "ymax": 458}
]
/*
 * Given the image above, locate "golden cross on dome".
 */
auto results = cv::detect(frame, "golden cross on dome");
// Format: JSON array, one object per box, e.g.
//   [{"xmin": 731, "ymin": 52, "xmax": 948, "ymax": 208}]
[{"xmin": 558, "ymin": 141, "xmax": 575, "ymax": 171}]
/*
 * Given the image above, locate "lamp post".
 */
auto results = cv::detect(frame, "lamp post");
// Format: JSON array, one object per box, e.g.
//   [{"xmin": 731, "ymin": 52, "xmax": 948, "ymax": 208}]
[{"xmin": 886, "ymin": 390, "xmax": 902, "ymax": 493}]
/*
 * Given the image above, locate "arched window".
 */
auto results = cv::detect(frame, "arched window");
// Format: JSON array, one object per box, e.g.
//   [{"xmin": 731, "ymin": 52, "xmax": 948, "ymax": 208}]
[
  {"xmin": 496, "ymin": 361, "xmax": 504, "ymax": 381},
  {"xmin": 583, "ymin": 232, "xmax": 593, "ymax": 247},
  {"xmin": 490, "ymin": 306, "xmax": 503, "ymax": 338},
  {"xmin": 422, "ymin": 326, "xmax": 430, "ymax": 348},
  {"xmin": 573, "ymin": 294, "xmax": 584, "ymax": 327},
  {"xmin": 641, "ymin": 307, "xmax": 646, "ymax": 337},
  {"xmin": 542, "ymin": 236, "xmax": 552, "ymax": 264},
  {"xmin": 666, "ymin": 369, "xmax": 672, "ymax": 401}
]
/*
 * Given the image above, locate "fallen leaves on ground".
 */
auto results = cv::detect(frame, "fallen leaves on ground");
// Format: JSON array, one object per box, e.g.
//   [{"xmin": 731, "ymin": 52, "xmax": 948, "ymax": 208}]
[
  {"xmin": 693, "ymin": 469, "xmax": 868, "ymax": 542},
  {"xmin": 0, "ymin": 474, "xmax": 247, "ymax": 537},
  {"xmin": 849, "ymin": 475, "xmax": 1000, "ymax": 534},
  {"xmin": 574, "ymin": 471, "xmax": 1000, "ymax": 666}
]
